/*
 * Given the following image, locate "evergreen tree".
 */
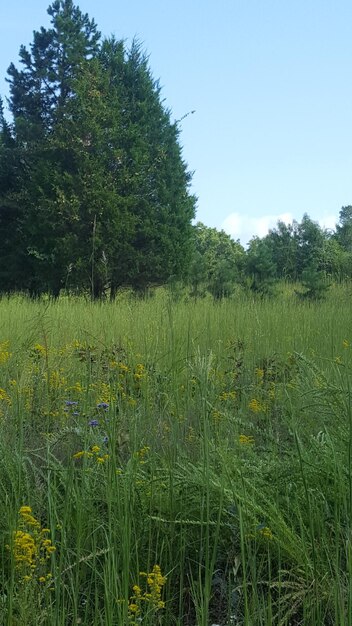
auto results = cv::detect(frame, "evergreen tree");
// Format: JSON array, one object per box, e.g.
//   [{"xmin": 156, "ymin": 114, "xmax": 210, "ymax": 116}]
[
  {"xmin": 101, "ymin": 39, "xmax": 195, "ymax": 295},
  {"xmin": 296, "ymin": 260, "xmax": 330, "ymax": 300},
  {"xmin": 0, "ymin": 2, "xmax": 196, "ymax": 297},
  {"xmin": 0, "ymin": 97, "xmax": 25, "ymax": 292}
]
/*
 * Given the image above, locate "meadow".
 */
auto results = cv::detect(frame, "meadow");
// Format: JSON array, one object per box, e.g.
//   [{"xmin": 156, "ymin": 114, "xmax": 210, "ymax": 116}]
[{"xmin": 0, "ymin": 285, "xmax": 351, "ymax": 625}]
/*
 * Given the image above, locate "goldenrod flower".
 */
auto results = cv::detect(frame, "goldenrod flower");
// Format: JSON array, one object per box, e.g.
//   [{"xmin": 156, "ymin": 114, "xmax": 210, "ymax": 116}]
[
  {"xmin": 239, "ymin": 434, "xmax": 254, "ymax": 445},
  {"xmin": 73, "ymin": 451, "xmax": 85, "ymax": 460},
  {"xmin": 127, "ymin": 564, "xmax": 166, "ymax": 619},
  {"xmin": 12, "ymin": 506, "xmax": 56, "ymax": 584},
  {"xmin": 0, "ymin": 340, "xmax": 11, "ymax": 364},
  {"xmin": 249, "ymin": 398, "xmax": 263, "ymax": 413},
  {"xmin": 259, "ymin": 526, "xmax": 273, "ymax": 540},
  {"xmin": 19, "ymin": 506, "xmax": 32, "ymax": 515}
]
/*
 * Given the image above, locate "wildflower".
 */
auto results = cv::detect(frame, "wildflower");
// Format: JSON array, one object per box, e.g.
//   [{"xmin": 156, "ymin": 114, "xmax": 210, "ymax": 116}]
[
  {"xmin": 136, "ymin": 446, "xmax": 150, "ymax": 463},
  {"xmin": 239, "ymin": 434, "xmax": 254, "ymax": 445},
  {"xmin": 343, "ymin": 339, "xmax": 350, "ymax": 348},
  {"xmin": 32, "ymin": 343, "xmax": 47, "ymax": 357},
  {"xmin": 65, "ymin": 400, "xmax": 79, "ymax": 407},
  {"xmin": 11, "ymin": 506, "xmax": 56, "ymax": 583},
  {"xmin": 88, "ymin": 419, "xmax": 99, "ymax": 427},
  {"xmin": 212, "ymin": 409, "xmax": 223, "ymax": 423},
  {"xmin": 255, "ymin": 367, "xmax": 264, "ymax": 381},
  {"xmin": 0, "ymin": 340, "xmax": 11, "ymax": 365},
  {"xmin": 133, "ymin": 585, "xmax": 142, "ymax": 597},
  {"xmin": 258, "ymin": 525, "xmax": 273, "ymax": 540},
  {"xmin": 248, "ymin": 398, "xmax": 263, "ymax": 413},
  {"xmin": 134, "ymin": 363, "xmax": 146, "ymax": 382},
  {"xmin": 96, "ymin": 402, "xmax": 109, "ymax": 410},
  {"xmin": 268, "ymin": 382, "xmax": 275, "ymax": 400},
  {"xmin": 0, "ymin": 388, "xmax": 11, "ymax": 403},
  {"xmin": 91, "ymin": 445, "xmax": 100, "ymax": 453},
  {"xmin": 49, "ymin": 370, "xmax": 66, "ymax": 389},
  {"xmin": 219, "ymin": 390, "xmax": 237, "ymax": 401},
  {"xmin": 71, "ymin": 381, "xmax": 84, "ymax": 393},
  {"xmin": 73, "ymin": 451, "xmax": 85, "ymax": 460},
  {"xmin": 127, "ymin": 564, "xmax": 167, "ymax": 620},
  {"xmin": 19, "ymin": 506, "xmax": 32, "ymax": 515}
]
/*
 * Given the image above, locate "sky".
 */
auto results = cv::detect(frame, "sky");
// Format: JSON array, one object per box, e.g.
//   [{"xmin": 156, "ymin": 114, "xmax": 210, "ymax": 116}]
[{"xmin": 1, "ymin": 0, "xmax": 351, "ymax": 245}]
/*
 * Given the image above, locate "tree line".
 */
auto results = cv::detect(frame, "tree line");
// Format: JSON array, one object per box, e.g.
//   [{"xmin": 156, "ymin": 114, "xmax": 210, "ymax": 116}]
[
  {"xmin": 0, "ymin": 1, "xmax": 351, "ymax": 300},
  {"xmin": 190, "ymin": 209, "xmax": 352, "ymax": 300}
]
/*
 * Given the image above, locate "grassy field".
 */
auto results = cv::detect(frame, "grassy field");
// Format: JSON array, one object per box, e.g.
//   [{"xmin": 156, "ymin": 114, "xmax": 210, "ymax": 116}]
[{"xmin": 0, "ymin": 286, "xmax": 352, "ymax": 625}]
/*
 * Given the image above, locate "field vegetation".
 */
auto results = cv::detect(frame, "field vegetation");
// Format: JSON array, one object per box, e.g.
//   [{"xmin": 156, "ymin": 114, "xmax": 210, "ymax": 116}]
[{"xmin": 0, "ymin": 285, "xmax": 351, "ymax": 625}]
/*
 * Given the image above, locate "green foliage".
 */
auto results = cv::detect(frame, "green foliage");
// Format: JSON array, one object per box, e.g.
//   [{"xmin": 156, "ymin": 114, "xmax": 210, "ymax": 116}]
[
  {"xmin": 190, "ymin": 222, "xmax": 244, "ymax": 300},
  {"xmin": 264, "ymin": 219, "xmax": 300, "ymax": 280},
  {"xmin": 245, "ymin": 237, "xmax": 277, "ymax": 296},
  {"xmin": 0, "ymin": 1, "xmax": 195, "ymax": 298},
  {"xmin": 0, "ymin": 291, "xmax": 352, "ymax": 624},
  {"xmin": 263, "ymin": 212, "xmax": 352, "ymax": 283},
  {"xmin": 335, "ymin": 205, "xmax": 352, "ymax": 253},
  {"xmin": 296, "ymin": 261, "xmax": 331, "ymax": 301}
]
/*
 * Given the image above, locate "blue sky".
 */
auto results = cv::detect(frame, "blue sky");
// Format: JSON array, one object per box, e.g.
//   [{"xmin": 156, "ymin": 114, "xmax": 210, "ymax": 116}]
[{"xmin": 1, "ymin": 0, "xmax": 351, "ymax": 245}]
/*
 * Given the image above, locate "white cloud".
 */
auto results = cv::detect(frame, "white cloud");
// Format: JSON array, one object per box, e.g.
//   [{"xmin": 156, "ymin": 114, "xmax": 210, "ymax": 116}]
[
  {"xmin": 222, "ymin": 212, "xmax": 293, "ymax": 246},
  {"xmin": 222, "ymin": 211, "xmax": 339, "ymax": 245},
  {"xmin": 318, "ymin": 214, "xmax": 337, "ymax": 232}
]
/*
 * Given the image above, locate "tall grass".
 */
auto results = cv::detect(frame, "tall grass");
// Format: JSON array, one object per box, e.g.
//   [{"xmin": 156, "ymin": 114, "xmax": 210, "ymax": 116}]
[{"xmin": 0, "ymin": 286, "xmax": 351, "ymax": 625}]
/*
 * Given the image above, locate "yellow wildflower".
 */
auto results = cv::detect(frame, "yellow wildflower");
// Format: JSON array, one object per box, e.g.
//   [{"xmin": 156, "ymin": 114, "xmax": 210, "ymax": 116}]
[
  {"xmin": 19, "ymin": 506, "xmax": 32, "ymax": 515},
  {"xmin": 72, "ymin": 451, "xmax": 85, "ymax": 460},
  {"xmin": 0, "ymin": 388, "xmax": 11, "ymax": 403},
  {"xmin": 0, "ymin": 341, "xmax": 11, "ymax": 364},
  {"xmin": 255, "ymin": 368, "xmax": 264, "ymax": 381},
  {"xmin": 134, "ymin": 363, "xmax": 146, "ymax": 381},
  {"xmin": 32, "ymin": 343, "xmax": 47, "ymax": 357},
  {"xmin": 248, "ymin": 398, "xmax": 262, "ymax": 413},
  {"xmin": 239, "ymin": 434, "xmax": 254, "ymax": 445},
  {"xmin": 259, "ymin": 526, "xmax": 273, "ymax": 540},
  {"xmin": 136, "ymin": 446, "xmax": 150, "ymax": 463},
  {"xmin": 219, "ymin": 390, "xmax": 237, "ymax": 401}
]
